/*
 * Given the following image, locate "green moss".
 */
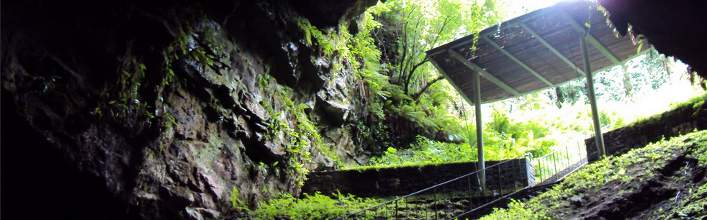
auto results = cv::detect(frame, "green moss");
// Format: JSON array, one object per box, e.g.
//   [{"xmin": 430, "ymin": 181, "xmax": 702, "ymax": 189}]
[
  {"xmin": 161, "ymin": 20, "xmax": 228, "ymax": 89},
  {"xmin": 341, "ymin": 159, "xmax": 477, "ymax": 172},
  {"xmin": 628, "ymin": 92, "xmax": 706, "ymax": 127},
  {"xmin": 258, "ymin": 71, "xmax": 345, "ymax": 186},
  {"xmin": 157, "ymin": 111, "xmax": 178, "ymax": 152},
  {"xmin": 295, "ymin": 18, "xmax": 337, "ymax": 57},
  {"xmin": 197, "ymin": 134, "xmax": 223, "ymax": 164},
  {"xmin": 111, "ymin": 57, "xmax": 147, "ymax": 111},
  {"xmin": 481, "ymin": 130, "xmax": 707, "ymax": 219},
  {"xmin": 294, "ymin": 13, "xmax": 391, "ymax": 118},
  {"xmin": 162, "ymin": 111, "xmax": 177, "ymax": 130},
  {"xmin": 667, "ymin": 182, "xmax": 707, "ymax": 218},
  {"xmin": 670, "ymin": 92, "xmax": 707, "ymax": 110},
  {"xmin": 161, "ymin": 26, "xmax": 193, "ymax": 88},
  {"xmin": 230, "ymin": 187, "xmax": 248, "ymax": 211},
  {"xmin": 252, "ymin": 192, "xmax": 383, "ymax": 220}
]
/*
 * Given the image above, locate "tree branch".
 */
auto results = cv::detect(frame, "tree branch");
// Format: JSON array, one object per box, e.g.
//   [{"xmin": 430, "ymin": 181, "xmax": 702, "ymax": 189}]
[
  {"xmin": 412, "ymin": 76, "xmax": 445, "ymax": 100},
  {"xmin": 408, "ymin": 57, "xmax": 429, "ymax": 77},
  {"xmin": 428, "ymin": 16, "xmax": 452, "ymax": 48}
]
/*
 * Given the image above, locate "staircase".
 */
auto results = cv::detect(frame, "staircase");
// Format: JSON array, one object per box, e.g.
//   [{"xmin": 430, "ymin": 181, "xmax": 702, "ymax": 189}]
[
  {"xmin": 453, "ymin": 156, "xmax": 589, "ymax": 219},
  {"xmin": 339, "ymin": 142, "xmax": 592, "ymax": 220}
]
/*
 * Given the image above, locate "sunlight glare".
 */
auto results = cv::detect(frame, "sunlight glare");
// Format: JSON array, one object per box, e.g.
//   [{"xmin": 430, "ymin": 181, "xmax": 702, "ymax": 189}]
[{"xmin": 498, "ymin": 0, "xmax": 575, "ymax": 19}]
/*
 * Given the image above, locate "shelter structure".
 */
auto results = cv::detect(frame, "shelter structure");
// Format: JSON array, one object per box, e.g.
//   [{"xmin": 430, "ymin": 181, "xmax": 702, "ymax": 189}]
[{"xmin": 426, "ymin": 0, "xmax": 648, "ymax": 188}]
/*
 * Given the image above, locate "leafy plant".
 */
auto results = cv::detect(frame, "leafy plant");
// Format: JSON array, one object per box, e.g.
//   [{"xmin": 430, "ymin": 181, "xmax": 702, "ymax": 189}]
[
  {"xmin": 252, "ymin": 192, "xmax": 382, "ymax": 219},
  {"xmin": 230, "ymin": 187, "xmax": 248, "ymax": 212}
]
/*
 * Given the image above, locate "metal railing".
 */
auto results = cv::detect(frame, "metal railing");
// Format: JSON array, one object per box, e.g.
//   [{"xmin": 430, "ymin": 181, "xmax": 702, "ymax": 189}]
[
  {"xmin": 339, "ymin": 138, "xmax": 593, "ymax": 219},
  {"xmin": 339, "ymin": 159, "xmax": 529, "ymax": 219},
  {"xmin": 451, "ymin": 146, "xmax": 592, "ymax": 220},
  {"xmin": 532, "ymin": 138, "xmax": 589, "ymax": 184}
]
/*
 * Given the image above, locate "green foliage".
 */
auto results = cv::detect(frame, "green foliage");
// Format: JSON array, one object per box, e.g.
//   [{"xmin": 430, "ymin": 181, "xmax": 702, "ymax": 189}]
[
  {"xmin": 265, "ymin": 88, "xmax": 313, "ymax": 187},
  {"xmin": 391, "ymin": 91, "xmax": 466, "ymax": 133},
  {"xmin": 364, "ymin": 136, "xmax": 474, "ymax": 168},
  {"xmin": 628, "ymin": 92, "xmax": 706, "ymax": 127},
  {"xmin": 292, "ymin": 0, "xmax": 505, "ymax": 152},
  {"xmin": 356, "ymin": 106, "xmax": 556, "ymax": 170},
  {"xmin": 229, "ymin": 187, "xmax": 248, "ymax": 212},
  {"xmin": 104, "ymin": 57, "xmax": 148, "ymax": 117},
  {"xmin": 482, "ymin": 110, "xmax": 555, "ymax": 158},
  {"xmin": 670, "ymin": 183, "xmax": 707, "ymax": 218},
  {"xmin": 376, "ymin": 0, "xmax": 503, "ymax": 135},
  {"xmin": 252, "ymin": 192, "xmax": 381, "ymax": 219},
  {"xmin": 295, "ymin": 18, "xmax": 339, "ymax": 57},
  {"xmin": 295, "ymin": 10, "xmax": 394, "ymax": 119},
  {"xmin": 484, "ymin": 200, "xmax": 551, "ymax": 220},
  {"xmin": 481, "ymin": 130, "xmax": 707, "ymax": 219},
  {"xmin": 554, "ymin": 48, "xmax": 674, "ymax": 106},
  {"xmin": 162, "ymin": 23, "xmax": 224, "ymax": 87},
  {"xmin": 350, "ymin": 9, "xmax": 397, "ymax": 117},
  {"xmin": 258, "ymin": 72, "xmax": 344, "ymax": 186},
  {"xmin": 670, "ymin": 91, "xmax": 707, "ymax": 110}
]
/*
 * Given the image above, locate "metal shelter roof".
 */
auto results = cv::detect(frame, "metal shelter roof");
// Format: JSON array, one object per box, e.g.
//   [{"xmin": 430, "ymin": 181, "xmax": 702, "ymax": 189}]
[{"xmin": 426, "ymin": 0, "xmax": 648, "ymax": 104}]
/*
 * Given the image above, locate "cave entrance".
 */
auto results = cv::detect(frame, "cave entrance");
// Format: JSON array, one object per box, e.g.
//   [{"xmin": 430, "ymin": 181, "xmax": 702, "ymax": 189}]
[{"xmin": 426, "ymin": 0, "xmax": 647, "ymax": 189}]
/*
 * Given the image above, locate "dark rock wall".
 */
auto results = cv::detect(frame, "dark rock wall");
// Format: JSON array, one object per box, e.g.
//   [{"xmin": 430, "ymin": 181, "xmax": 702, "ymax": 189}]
[
  {"xmin": 598, "ymin": 0, "xmax": 707, "ymax": 78},
  {"xmin": 586, "ymin": 97, "xmax": 707, "ymax": 162},
  {"xmin": 302, "ymin": 159, "xmax": 534, "ymax": 197},
  {"xmin": 1, "ymin": 0, "xmax": 381, "ymax": 219},
  {"xmin": 2, "ymin": 92, "xmax": 142, "ymax": 220}
]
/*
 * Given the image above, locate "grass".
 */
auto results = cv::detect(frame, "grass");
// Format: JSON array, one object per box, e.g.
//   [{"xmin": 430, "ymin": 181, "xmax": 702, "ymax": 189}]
[
  {"xmin": 626, "ymin": 92, "xmax": 706, "ymax": 127},
  {"xmin": 480, "ymin": 130, "xmax": 707, "ymax": 219},
  {"xmin": 251, "ymin": 192, "xmax": 383, "ymax": 219},
  {"xmin": 340, "ymin": 159, "xmax": 478, "ymax": 172},
  {"xmin": 670, "ymin": 92, "xmax": 707, "ymax": 110}
]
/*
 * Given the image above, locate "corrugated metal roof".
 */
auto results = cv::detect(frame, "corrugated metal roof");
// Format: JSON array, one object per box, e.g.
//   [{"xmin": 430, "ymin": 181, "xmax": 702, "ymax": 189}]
[{"xmin": 426, "ymin": 0, "xmax": 648, "ymax": 104}]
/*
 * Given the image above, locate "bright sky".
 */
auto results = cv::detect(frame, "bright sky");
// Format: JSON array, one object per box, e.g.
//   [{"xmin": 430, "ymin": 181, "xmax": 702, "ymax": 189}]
[
  {"xmin": 497, "ymin": 0, "xmax": 572, "ymax": 20},
  {"xmin": 492, "ymin": 0, "xmax": 705, "ymax": 124}
]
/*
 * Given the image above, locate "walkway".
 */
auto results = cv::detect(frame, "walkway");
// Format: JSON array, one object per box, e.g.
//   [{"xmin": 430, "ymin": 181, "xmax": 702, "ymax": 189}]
[{"xmin": 339, "ymin": 143, "xmax": 593, "ymax": 219}]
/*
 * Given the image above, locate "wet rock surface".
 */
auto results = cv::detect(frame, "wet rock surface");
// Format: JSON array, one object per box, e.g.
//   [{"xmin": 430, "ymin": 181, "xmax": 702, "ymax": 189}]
[
  {"xmin": 288, "ymin": 0, "xmax": 379, "ymax": 28},
  {"xmin": 569, "ymin": 152, "xmax": 706, "ymax": 219},
  {"xmin": 599, "ymin": 0, "xmax": 707, "ymax": 78},
  {"xmin": 1, "ymin": 0, "xmax": 381, "ymax": 219}
]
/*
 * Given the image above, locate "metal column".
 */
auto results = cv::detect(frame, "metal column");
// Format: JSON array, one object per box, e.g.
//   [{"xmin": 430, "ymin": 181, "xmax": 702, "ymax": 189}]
[
  {"xmin": 472, "ymin": 70, "xmax": 486, "ymax": 190},
  {"xmin": 580, "ymin": 34, "xmax": 607, "ymax": 158}
]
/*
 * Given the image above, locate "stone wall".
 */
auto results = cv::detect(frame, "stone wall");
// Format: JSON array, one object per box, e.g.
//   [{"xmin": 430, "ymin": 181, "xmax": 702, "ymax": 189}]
[
  {"xmin": 586, "ymin": 97, "xmax": 707, "ymax": 162},
  {"xmin": 302, "ymin": 158, "xmax": 533, "ymax": 197}
]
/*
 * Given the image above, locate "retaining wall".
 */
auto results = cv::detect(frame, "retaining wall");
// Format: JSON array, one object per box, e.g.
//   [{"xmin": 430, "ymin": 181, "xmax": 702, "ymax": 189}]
[
  {"xmin": 586, "ymin": 97, "xmax": 707, "ymax": 162},
  {"xmin": 302, "ymin": 158, "xmax": 533, "ymax": 197}
]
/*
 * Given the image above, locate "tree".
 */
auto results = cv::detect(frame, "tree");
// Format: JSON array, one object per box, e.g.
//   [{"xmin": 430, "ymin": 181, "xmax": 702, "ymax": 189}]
[{"xmin": 382, "ymin": 0, "xmax": 501, "ymax": 100}]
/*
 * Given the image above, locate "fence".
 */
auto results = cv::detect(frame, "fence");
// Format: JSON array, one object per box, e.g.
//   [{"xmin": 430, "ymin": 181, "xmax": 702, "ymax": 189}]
[
  {"xmin": 338, "ymin": 158, "xmax": 532, "ymax": 219},
  {"xmin": 532, "ymin": 137, "xmax": 587, "ymax": 184},
  {"xmin": 339, "ymin": 137, "xmax": 591, "ymax": 219}
]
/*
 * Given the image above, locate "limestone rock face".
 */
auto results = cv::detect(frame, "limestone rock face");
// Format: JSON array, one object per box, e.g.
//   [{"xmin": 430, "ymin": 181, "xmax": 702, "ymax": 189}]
[
  {"xmin": 598, "ymin": 0, "xmax": 707, "ymax": 78},
  {"xmin": 288, "ymin": 0, "xmax": 380, "ymax": 28},
  {"xmin": 1, "ymin": 0, "xmax": 379, "ymax": 219}
]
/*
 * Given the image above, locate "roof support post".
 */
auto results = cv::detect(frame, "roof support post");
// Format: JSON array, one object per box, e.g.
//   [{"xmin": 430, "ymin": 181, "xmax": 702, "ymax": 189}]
[
  {"xmin": 472, "ymin": 67, "xmax": 486, "ymax": 191},
  {"xmin": 448, "ymin": 49, "xmax": 521, "ymax": 97},
  {"xmin": 581, "ymin": 34, "xmax": 607, "ymax": 159},
  {"xmin": 561, "ymin": 12, "xmax": 621, "ymax": 65},
  {"xmin": 481, "ymin": 36, "xmax": 554, "ymax": 87}
]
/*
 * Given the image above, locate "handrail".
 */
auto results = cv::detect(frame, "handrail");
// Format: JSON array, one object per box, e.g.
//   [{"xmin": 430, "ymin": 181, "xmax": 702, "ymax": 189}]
[
  {"xmin": 453, "ymin": 157, "xmax": 589, "ymax": 219},
  {"xmin": 340, "ymin": 137, "xmax": 592, "ymax": 219},
  {"xmin": 340, "ymin": 158, "xmax": 521, "ymax": 219},
  {"xmin": 452, "ymin": 185, "xmax": 535, "ymax": 219}
]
